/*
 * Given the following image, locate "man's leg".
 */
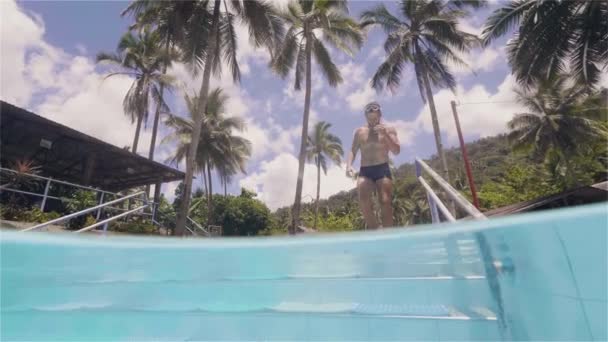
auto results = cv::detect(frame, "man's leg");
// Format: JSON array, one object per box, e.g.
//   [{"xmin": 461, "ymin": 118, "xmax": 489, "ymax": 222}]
[
  {"xmin": 357, "ymin": 177, "xmax": 378, "ymax": 229},
  {"xmin": 376, "ymin": 177, "xmax": 394, "ymax": 228}
]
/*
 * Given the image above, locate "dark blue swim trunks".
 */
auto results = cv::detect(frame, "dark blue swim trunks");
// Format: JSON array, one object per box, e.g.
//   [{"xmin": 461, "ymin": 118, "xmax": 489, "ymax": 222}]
[{"xmin": 359, "ymin": 162, "xmax": 392, "ymax": 181}]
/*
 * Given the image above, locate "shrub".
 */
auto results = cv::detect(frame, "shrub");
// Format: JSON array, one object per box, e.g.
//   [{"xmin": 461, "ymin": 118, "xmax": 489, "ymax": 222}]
[
  {"xmin": 110, "ymin": 218, "xmax": 157, "ymax": 235},
  {"xmin": 0, "ymin": 205, "xmax": 61, "ymax": 223}
]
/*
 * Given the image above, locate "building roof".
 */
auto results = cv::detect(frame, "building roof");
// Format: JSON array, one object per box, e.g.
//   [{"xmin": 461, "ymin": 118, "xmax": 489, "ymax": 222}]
[
  {"xmin": 1, "ymin": 101, "xmax": 184, "ymax": 191},
  {"xmin": 484, "ymin": 181, "xmax": 608, "ymax": 217}
]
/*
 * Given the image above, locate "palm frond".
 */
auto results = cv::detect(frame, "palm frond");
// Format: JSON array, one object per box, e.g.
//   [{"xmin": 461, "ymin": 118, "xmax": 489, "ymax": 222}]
[
  {"xmin": 312, "ymin": 36, "xmax": 342, "ymax": 87},
  {"xmin": 271, "ymin": 26, "xmax": 298, "ymax": 78},
  {"xmin": 481, "ymin": 0, "xmax": 535, "ymax": 46},
  {"xmin": 360, "ymin": 4, "xmax": 402, "ymax": 32}
]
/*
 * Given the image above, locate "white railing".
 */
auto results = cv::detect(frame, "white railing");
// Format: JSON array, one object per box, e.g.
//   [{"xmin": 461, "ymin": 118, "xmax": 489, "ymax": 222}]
[
  {"xmin": 21, "ymin": 191, "xmax": 147, "ymax": 232},
  {"xmin": 415, "ymin": 158, "xmax": 486, "ymax": 223},
  {"xmin": 2, "ymin": 167, "xmax": 220, "ymax": 237},
  {"xmin": 2, "ymin": 167, "xmax": 157, "ymax": 227}
]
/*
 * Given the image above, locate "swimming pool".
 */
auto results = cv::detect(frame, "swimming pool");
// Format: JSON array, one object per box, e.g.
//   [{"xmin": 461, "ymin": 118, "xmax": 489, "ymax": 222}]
[{"xmin": 1, "ymin": 204, "xmax": 606, "ymax": 340}]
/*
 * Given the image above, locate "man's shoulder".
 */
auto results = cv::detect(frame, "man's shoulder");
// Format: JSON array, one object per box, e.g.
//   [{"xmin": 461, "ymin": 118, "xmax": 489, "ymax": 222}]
[{"xmin": 354, "ymin": 126, "xmax": 367, "ymax": 134}]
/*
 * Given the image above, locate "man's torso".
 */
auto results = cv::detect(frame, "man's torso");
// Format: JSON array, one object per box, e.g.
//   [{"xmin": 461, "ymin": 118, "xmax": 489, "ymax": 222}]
[{"xmin": 356, "ymin": 126, "xmax": 390, "ymax": 167}]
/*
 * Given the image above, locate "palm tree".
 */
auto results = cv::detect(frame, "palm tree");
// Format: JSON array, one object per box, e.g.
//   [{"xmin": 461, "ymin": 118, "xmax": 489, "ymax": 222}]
[
  {"xmin": 272, "ymin": 0, "xmax": 362, "ymax": 234},
  {"xmin": 306, "ymin": 121, "xmax": 344, "ymax": 230},
  {"xmin": 507, "ymin": 76, "xmax": 607, "ymax": 162},
  {"xmin": 360, "ymin": 0, "xmax": 479, "ymax": 186},
  {"xmin": 171, "ymin": 0, "xmax": 282, "ymax": 235},
  {"xmin": 97, "ymin": 29, "xmax": 172, "ymax": 154},
  {"xmin": 163, "ymin": 88, "xmax": 251, "ymax": 226},
  {"xmin": 121, "ymin": 1, "xmax": 195, "ymax": 162},
  {"xmin": 481, "ymin": 0, "xmax": 608, "ymax": 88}
]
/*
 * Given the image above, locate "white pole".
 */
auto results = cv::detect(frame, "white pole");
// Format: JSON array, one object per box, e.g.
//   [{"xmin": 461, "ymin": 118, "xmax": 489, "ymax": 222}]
[{"xmin": 40, "ymin": 178, "xmax": 52, "ymax": 211}]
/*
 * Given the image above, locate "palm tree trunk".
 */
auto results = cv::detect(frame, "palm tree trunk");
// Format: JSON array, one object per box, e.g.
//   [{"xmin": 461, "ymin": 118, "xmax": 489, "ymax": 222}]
[
  {"xmin": 291, "ymin": 28, "xmax": 312, "ymax": 235},
  {"xmin": 224, "ymin": 178, "xmax": 227, "ymax": 196},
  {"xmin": 175, "ymin": 0, "xmax": 221, "ymax": 235},
  {"xmin": 207, "ymin": 162, "xmax": 213, "ymax": 225},
  {"xmin": 314, "ymin": 157, "xmax": 321, "ymax": 230},
  {"xmin": 148, "ymin": 39, "xmax": 171, "ymax": 161},
  {"xmin": 132, "ymin": 113, "xmax": 143, "ymax": 154},
  {"xmin": 202, "ymin": 170, "xmax": 208, "ymax": 197},
  {"xmin": 420, "ymin": 67, "xmax": 450, "ymax": 184}
]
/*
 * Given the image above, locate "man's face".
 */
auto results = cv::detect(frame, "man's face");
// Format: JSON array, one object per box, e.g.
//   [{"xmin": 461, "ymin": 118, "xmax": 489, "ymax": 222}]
[{"xmin": 365, "ymin": 110, "xmax": 381, "ymax": 126}]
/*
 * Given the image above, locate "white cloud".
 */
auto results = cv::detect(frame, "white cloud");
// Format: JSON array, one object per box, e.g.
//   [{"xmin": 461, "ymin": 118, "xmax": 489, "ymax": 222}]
[
  {"xmin": 414, "ymin": 74, "xmax": 525, "ymax": 144},
  {"xmin": 0, "ymin": 0, "xmax": 46, "ymax": 105},
  {"xmin": 383, "ymin": 119, "xmax": 418, "ymax": 147},
  {"xmin": 459, "ymin": 18, "xmax": 483, "ymax": 36},
  {"xmin": 451, "ymin": 47, "xmax": 502, "ymax": 75},
  {"xmin": 240, "ymin": 153, "xmax": 354, "ymax": 210},
  {"xmin": 162, "ymin": 180, "xmax": 181, "ymax": 202},
  {"xmin": 346, "ymin": 84, "xmax": 376, "ymax": 112},
  {"xmin": 75, "ymin": 43, "xmax": 87, "ymax": 55},
  {"xmin": 1, "ymin": 0, "xmax": 153, "ymax": 154},
  {"xmin": 368, "ymin": 45, "xmax": 384, "ymax": 62}
]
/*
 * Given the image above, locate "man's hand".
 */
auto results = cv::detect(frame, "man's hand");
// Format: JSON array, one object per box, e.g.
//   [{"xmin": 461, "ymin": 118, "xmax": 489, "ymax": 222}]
[
  {"xmin": 373, "ymin": 124, "xmax": 388, "ymax": 136},
  {"xmin": 346, "ymin": 166, "xmax": 355, "ymax": 178}
]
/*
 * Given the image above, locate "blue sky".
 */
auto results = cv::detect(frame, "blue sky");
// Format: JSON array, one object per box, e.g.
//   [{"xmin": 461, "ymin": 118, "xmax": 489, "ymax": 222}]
[{"xmin": 2, "ymin": 0, "xmax": 534, "ymax": 209}]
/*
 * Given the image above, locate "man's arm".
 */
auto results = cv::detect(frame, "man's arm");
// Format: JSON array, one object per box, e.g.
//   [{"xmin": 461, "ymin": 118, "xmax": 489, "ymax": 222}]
[
  {"xmin": 346, "ymin": 129, "xmax": 360, "ymax": 176},
  {"xmin": 386, "ymin": 127, "xmax": 400, "ymax": 155}
]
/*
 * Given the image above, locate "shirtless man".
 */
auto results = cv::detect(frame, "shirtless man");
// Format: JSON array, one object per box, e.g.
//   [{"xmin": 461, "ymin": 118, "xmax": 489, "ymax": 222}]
[{"xmin": 346, "ymin": 102, "xmax": 400, "ymax": 229}]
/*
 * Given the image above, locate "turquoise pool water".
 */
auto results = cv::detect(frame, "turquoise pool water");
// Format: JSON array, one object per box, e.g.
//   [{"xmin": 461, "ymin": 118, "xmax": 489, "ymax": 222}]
[{"xmin": 1, "ymin": 204, "xmax": 606, "ymax": 341}]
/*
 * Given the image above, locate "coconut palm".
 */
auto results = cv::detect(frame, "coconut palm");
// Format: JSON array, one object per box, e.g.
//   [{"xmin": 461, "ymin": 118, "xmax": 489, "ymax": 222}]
[
  {"xmin": 272, "ymin": 0, "xmax": 362, "ymax": 234},
  {"xmin": 121, "ymin": 1, "xmax": 196, "ymax": 161},
  {"xmin": 507, "ymin": 76, "xmax": 607, "ymax": 162},
  {"xmin": 163, "ymin": 88, "xmax": 251, "ymax": 226},
  {"xmin": 169, "ymin": 0, "xmax": 282, "ymax": 235},
  {"xmin": 97, "ymin": 29, "xmax": 173, "ymax": 154},
  {"xmin": 306, "ymin": 121, "xmax": 344, "ymax": 230},
  {"xmin": 360, "ymin": 0, "xmax": 479, "ymax": 186},
  {"xmin": 481, "ymin": 0, "xmax": 608, "ymax": 88}
]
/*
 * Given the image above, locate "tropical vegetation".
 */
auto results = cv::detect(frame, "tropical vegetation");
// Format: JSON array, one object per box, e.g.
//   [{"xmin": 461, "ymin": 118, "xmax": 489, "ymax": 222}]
[
  {"xmin": 361, "ymin": 0, "xmax": 481, "ymax": 185},
  {"xmin": 271, "ymin": 0, "xmax": 362, "ymax": 234},
  {"xmin": 163, "ymin": 87, "xmax": 252, "ymax": 225},
  {"xmin": 96, "ymin": 29, "xmax": 173, "ymax": 154},
  {"xmin": 306, "ymin": 121, "xmax": 344, "ymax": 230},
  {"xmin": 482, "ymin": 0, "xmax": 608, "ymax": 88}
]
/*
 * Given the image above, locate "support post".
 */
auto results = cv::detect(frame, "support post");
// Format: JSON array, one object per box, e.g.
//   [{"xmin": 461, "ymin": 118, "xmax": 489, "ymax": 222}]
[
  {"xmin": 153, "ymin": 181, "xmax": 162, "ymax": 222},
  {"xmin": 82, "ymin": 154, "xmax": 97, "ymax": 185},
  {"xmin": 417, "ymin": 159, "xmax": 440, "ymax": 224},
  {"xmin": 429, "ymin": 196, "xmax": 440, "ymax": 223},
  {"xmin": 96, "ymin": 192, "xmax": 105, "ymax": 220},
  {"xmin": 40, "ymin": 178, "xmax": 52, "ymax": 211},
  {"xmin": 451, "ymin": 101, "xmax": 480, "ymax": 209}
]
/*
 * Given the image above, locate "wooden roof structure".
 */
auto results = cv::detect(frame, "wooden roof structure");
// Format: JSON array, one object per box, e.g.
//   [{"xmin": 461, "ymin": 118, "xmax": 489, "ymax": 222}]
[{"xmin": 1, "ymin": 101, "xmax": 184, "ymax": 191}]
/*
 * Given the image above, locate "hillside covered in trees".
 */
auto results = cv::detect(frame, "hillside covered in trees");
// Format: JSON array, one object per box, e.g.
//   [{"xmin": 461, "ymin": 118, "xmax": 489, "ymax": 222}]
[{"xmin": 267, "ymin": 132, "xmax": 607, "ymax": 234}]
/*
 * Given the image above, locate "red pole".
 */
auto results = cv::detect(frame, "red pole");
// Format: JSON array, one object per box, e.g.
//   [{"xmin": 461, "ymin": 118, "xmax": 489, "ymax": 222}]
[{"xmin": 450, "ymin": 101, "xmax": 480, "ymax": 209}]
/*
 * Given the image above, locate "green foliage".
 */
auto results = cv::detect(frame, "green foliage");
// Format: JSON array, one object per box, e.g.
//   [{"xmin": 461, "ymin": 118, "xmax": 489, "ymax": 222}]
[
  {"xmin": 478, "ymin": 165, "xmax": 557, "ymax": 210},
  {"xmin": 111, "ymin": 218, "xmax": 158, "ymax": 235},
  {"xmin": 274, "ymin": 132, "xmax": 606, "ymax": 228},
  {"xmin": 64, "ymin": 190, "xmax": 98, "ymax": 229},
  {"xmin": 0, "ymin": 205, "xmax": 61, "ymax": 223},
  {"xmin": 186, "ymin": 189, "xmax": 272, "ymax": 236},
  {"xmin": 302, "ymin": 211, "xmax": 358, "ymax": 232},
  {"xmin": 482, "ymin": 0, "xmax": 608, "ymax": 87},
  {"xmin": 221, "ymin": 196, "xmax": 271, "ymax": 236}
]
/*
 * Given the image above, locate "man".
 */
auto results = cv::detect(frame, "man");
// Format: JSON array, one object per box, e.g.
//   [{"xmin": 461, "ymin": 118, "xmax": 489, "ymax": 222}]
[{"xmin": 346, "ymin": 102, "xmax": 400, "ymax": 229}]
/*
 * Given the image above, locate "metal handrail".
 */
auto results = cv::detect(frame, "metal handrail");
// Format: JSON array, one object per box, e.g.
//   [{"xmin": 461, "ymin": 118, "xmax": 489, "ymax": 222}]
[
  {"xmin": 75, "ymin": 205, "xmax": 147, "ymax": 233},
  {"xmin": 188, "ymin": 217, "xmax": 210, "ymax": 236},
  {"xmin": 0, "ymin": 167, "xmax": 151, "ymax": 206},
  {"xmin": 0, "ymin": 167, "xmax": 114, "ymax": 196},
  {"xmin": 415, "ymin": 158, "xmax": 486, "ymax": 222},
  {"xmin": 21, "ymin": 191, "xmax": 146, "ymax": 232},
  {"xmin": 417, "ymin": 176, "xmax": 455, "ymax": 222}
]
